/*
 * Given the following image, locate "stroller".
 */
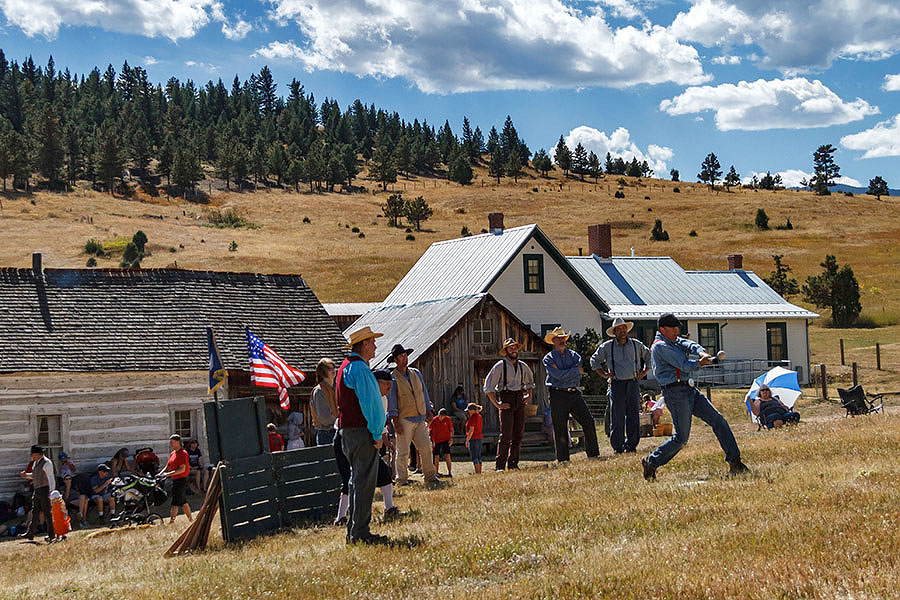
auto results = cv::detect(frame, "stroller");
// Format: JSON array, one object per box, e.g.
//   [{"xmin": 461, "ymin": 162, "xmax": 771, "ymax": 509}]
[
  {"xmin": 109, "ymin": 473, "xmax": 168, "ymax": 527},
  {"xmin": 134, "ymin": 447, "xmax": 160, "ymax": 475}
]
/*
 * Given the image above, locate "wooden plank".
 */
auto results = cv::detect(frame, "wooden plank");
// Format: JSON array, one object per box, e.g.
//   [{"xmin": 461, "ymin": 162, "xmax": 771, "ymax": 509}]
[
  {"xmin": 284, "ymin": 502, "xmax": 338, "ymax": 525},
  {"xmin": 278, "ymin": 443, "xmax": 335, "ymax": 464},
  {"xmin": 228, "ymin": 499, "xmax": 278, "ymax": 524},
  {"xmin": 283, "ymin": 489, "xmax": 338, "ymax": 513},
  {"xmin": 229, "ymin": 453, "xmax": 273, "ymax": 473},
  {"xmin": 281, "ymin": 473, "xmax": 342, "ymax": 497},
  {"xmin": 227, "ymin": 469, "xmax": 275, "ymax": 492},
  {"xmin": 228, "ymin": 485, "xmax": 277, "ymax": 508},
  {"xmin": 279, "ymin": 458, "xmax": 339, "ymax": 481},
  {"xmin": 230, "ymin": 516, "xmax": 279, "ymax": 540}
]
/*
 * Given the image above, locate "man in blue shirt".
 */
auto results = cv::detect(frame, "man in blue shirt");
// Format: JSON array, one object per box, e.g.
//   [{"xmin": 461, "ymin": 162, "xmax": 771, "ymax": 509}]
[
  {"xmin": 336, "ymin": 326, "xmax": 389, "ymax": 545},
  {"xmin": 542, "ymin": 327, "xmax": 599, "ymax": 462},
  {"xmin": 642, "ymin": 313, "xmax": 749, "ymax": 480}
]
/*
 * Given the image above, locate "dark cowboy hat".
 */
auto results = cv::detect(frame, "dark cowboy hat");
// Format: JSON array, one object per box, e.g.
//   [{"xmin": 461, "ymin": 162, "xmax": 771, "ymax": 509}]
[{"xmin": 388, "ymin": 343, "xmax": 414, "ymax": 363}]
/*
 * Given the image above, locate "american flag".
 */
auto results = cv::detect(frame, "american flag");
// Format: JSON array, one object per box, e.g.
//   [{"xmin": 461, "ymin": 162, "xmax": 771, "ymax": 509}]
[{"xmin": 247, "ymin": 328, "xmax": 305, "ymax": 409}]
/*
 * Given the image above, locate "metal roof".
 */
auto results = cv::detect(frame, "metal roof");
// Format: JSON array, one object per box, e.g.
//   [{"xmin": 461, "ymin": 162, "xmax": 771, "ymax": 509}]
[
  {"xmin": 323, "ymin": 302, "xmax": 381, "ymax": 316},
  {"xmin": 568, "ymin": 256, "xmax": 818, "ymax": 320},
  {"xmin": 381, "ymin": 224, "xmax": 608, "ymax": 313},
  {"xmin": 344, "ymin": 295, "xmax": 486, "ymax": 370}
]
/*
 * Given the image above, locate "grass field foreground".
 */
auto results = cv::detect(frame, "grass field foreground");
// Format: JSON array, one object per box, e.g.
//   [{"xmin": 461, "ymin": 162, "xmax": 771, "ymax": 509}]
[{"xmin": 2, "ymin": 395, "xmax": 900, "ymax": 599}]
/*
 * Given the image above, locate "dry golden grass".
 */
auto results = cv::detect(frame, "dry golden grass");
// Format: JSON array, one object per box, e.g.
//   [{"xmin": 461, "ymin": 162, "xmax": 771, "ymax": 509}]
[{"xmin": 2, "ymin": 394, "xmax": 900, "ymax": 599}]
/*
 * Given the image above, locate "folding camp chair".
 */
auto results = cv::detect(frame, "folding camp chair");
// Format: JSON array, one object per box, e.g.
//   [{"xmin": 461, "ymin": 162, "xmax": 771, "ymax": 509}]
[{"xmin": 837, "ymin": 385, "xmax": 885, "ymax": 416}]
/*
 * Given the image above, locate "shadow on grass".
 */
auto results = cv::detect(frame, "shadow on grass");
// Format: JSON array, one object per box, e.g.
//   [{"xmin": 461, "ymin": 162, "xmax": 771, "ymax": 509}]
[{"xmin": 386, "ymin": 534, "xmax": 424, "ymax": 549}]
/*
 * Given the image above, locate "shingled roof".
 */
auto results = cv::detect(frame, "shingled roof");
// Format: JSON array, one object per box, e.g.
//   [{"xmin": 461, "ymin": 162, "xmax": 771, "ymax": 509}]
[{"xmin": 0, "ymin": 263, "xmax": 347, "ymax": 373}]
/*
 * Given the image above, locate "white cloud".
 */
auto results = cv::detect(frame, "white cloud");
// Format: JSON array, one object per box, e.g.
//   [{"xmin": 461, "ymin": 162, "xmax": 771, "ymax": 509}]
[
  {"xmin": 222, "ymin": 18, "xmax": 251, "ymax": 40},
  {"xmin": 596, "ymin": 0, "xmax": 643, "ymax": 20},
  {"xmin": 743, "ymin": 169, "xmax": 861, "ymax": 188},
  {"xmin": 143, "ymin": 56, "xmax": 159, "ymax": 66},
  {"xmin": 710, "ymin": 54, "xmax": 741, "ymax": 65},
  {"xmin": 841, "ymin": 114, "xmax": 900, "ymax": 158},
  {"xmin": 257, "ymin": 0, "xmax": 709, "ymax": 94},
  {"xmin": 883, "ymin": 73, "xmax": 900, "ymax": 91},
  {"xmin": 0, "ymin": 0, "xmax": 221, "ymax": 41},
  {"xmin": 670, "ymin": 0, "xmax": 900, "ymax": 72},
  {"xmin": 659, "ymin": 77, "xmax": 879, "ymax": 131},
  {"xmin": 185, "ymin": 60, "xmax": 218, "ymax": 72},
  {"xmin": 561, "ymin": 125, "xmax": 673, "ymax": 175}
]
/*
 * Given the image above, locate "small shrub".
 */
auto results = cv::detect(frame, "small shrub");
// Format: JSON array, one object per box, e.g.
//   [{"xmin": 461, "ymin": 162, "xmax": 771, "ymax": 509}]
[
  {"xmin": 302, "ymin": 216, "xmax": 311, "ymax": 224},
  {"xmin": 644, "ymin": 195, "xmax": 650, "ymax": 200},
  {"xmin": 844, "ymin": 191, "xmax": 854, "ymax": 197},
  {"xmin": 406, "ymin": 234, "xmax": 415, "ymax": 241},
  {"xmin": 84, "ymin": 239, "xmax": 104, "ymax": 256},
  {"xmin": 461, "ymin": 226, "xmax": 471, "ymax": 237},
  {"xmin": 673, "ymin": 186, "xmax": 680, "ymax": 193},
  {"xmin": 650, "ymin": 219, "xmax": 669, "ymax": 241},
  {"xmin": 179, "ymin": 244, "xmax": 184, "ymax": 249},
  {"xmin": 775, "ymin": 217, "xmax": 794, "ymax": 231},
  {"xmin": 455, "ymin": 207, "xmax": 466, "ymax": 214},
  {"xmin": 132, "ymin": 230, "xmax": 148, "ymax": 253},
  {"xmin": 207, "ymin": 209, "xmax": 257, "ymax": 229},
  {"xmin": 86, "ymin": 257, "xmax": 97, "ymax": 267},
  {"xmin": 481, "ymin": 228, "xmax": 488, "ymax": 233},
  {"xmin": 406, "ymin": 227, "xmax": 412, "ymax": 233},
  {"xmin": 617, "ymin": 178, "xmax": 627, "ymax": 186},
  {"xmin": 229, "ymin": 241, "xmax": 238, "ymax": 252},
  {"xmin": 755, "ymin": 208, "xmax": 770, "ymax": 230},
  {"xmin": 647, "ymin": 207, "xmax": 653, "ymax": 212},
  {"xmin": 689, "ymin": 230, "xmax": 697, "ymax": 237},
  {"xmin": 532, "ymin": 187, "xmax": 539, "ymax": 192},
  {"xmin": 169, "ymin": 247, "xmax": 176, "ymax": 253},
  {"xmin": 358, "ymin": 232, "xmax": 365, "ymax": 239},
  {"xmin": 614, "ymin": 190, "xmax": 625, "ymax": 199},
  {"xmin": 30, "ymin": 199, "xmax": 35, "ymax": 205},
  {"xmin": 351, "ymin": 226, "xmax": 360, "ymax": 233},
  {"xmin": 345, "ymin": 224, "xmax": 350, "ymax": 229}
]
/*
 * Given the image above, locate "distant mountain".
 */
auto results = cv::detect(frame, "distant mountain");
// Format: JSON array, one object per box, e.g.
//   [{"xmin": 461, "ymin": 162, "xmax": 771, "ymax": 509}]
[{"xmin": 790, "ymin": 183, "xmax": 899, "ymax": 196}]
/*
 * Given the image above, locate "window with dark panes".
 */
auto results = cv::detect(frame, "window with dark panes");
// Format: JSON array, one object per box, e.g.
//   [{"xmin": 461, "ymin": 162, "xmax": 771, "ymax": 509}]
[
  {"xmin": 523, "ymin": 254, "xmax": 544, "ymax": 293},
  {"xmin": 697, "ymin": 323, "xmax": 720, "ymax": 355},
  {"xmin": 766, "ymin": 322, "xmax": 788, "ymax": 362}
]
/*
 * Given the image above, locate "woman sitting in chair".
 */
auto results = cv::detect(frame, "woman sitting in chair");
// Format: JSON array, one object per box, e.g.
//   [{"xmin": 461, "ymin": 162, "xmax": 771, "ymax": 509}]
[{"xmin": 750, "ymin": 385, "xmax": 800, "ymax": 429}]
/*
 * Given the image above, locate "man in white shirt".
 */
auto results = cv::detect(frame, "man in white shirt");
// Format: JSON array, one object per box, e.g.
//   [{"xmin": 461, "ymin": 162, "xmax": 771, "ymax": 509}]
[
  {"xmin": 483, "ymin": 338, "xmax": 535, "ymax": 471},
  {"xmin": 21, "ymin": 445, "xmax": 55, "ymax": 541}
]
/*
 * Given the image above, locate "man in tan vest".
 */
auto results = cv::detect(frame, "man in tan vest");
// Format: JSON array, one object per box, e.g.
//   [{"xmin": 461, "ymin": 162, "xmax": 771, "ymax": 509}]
[{"xmin": 386, "ymin": 344, "xmax": 437, "ymax": 484}]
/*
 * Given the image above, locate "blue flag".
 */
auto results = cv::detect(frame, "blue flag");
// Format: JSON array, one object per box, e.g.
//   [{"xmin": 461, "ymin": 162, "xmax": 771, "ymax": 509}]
[{"xmin": 207, "ymin": 327, "xmax": 227, "ymax": 394}]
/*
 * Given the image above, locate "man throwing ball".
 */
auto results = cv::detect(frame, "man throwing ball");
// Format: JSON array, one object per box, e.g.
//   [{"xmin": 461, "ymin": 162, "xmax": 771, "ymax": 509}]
[{"xmin": 641, "ymin": 313, "xmax": 749, "ymax": 480}]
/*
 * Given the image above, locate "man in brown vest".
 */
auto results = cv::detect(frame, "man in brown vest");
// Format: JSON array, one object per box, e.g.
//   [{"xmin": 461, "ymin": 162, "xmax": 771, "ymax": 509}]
[
  {"xmin": 386, "ymin": 343, "xmax": 438, "ymax": 484},
  {"xmin": 21, "ymin": 445, "xmax": 55, "ymax": 541},
  {"xmin": 484, "ymin": 339, "xmax": 535, "ymax": 471}
]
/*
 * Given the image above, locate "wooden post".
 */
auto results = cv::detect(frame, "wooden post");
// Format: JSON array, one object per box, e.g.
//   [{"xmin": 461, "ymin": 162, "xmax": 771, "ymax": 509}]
[
  {"xmin": 840, "ymin": 339, "xmax": 845, "ymax": 365},
  {"xmin": 819, "ymin": 364, "xmax": 828, "ymax": 401},
  {"xmin": 852, "ymin": 362, "xmax": 858, "ymax": 387},
  {"xmin": 706, "ymin": 385, "xmax": 712, "ymax": 402},
  {"xmin": 876, "ymin": 343, "xmax": 882, "ymax": 370}
]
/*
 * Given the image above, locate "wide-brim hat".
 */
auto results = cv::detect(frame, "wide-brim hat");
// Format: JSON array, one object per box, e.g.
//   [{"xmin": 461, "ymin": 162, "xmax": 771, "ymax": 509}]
[
  {"xmin": 499, "ymin": 338, "xmax": 521, "ymax": 356},
  {"xmin": 606, "ymin": 317, "xmax": 634, "ymax": 337},
  {"xmin": 344, "ymin": 326, "xmax": 383, "ymax": 348},
  {"xmin": 543, "ymin": 326, "xmax": 571, "ymax": 345},
  {"xmin": 466, "ymin": 403, "xmax": 483, "ymax": 413},
  {"xmin": 388, "ymin": 343, "xmax": 414, "ymax": 363}
]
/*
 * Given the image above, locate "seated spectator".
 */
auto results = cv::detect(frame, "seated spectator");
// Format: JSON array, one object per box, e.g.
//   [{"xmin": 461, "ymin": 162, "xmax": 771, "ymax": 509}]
[
  {"xmin": 642, "ymin": 393, "xmax": 664, "ymax": 427},
  {"xmin": 428, "ymin": 408, "xmax": 455, "ymax": 478},
  {"xmin": 109, "ymin": 448, "xmax": 136, "ymax": 477},
  {"xmin": 89, "ymin": 464, "xmax": 116, "ymax": 520},
  {"xmin": 750, "ymin": 385, "xmax": 800, "ymax": 429},
  {"xmin": 58, "ymin": 452, "xmax": 77, "ymax": 500},
  {"xmin": 267, "ymin": 423, "xmax": 285, "ymax": 452},
  {"xmin": 185, "ymin": 439, "xmax": 208, "ymax": 495},
  {"xmin": 448, "ymin": 386, "xmax": 468, "ymax": 434}
]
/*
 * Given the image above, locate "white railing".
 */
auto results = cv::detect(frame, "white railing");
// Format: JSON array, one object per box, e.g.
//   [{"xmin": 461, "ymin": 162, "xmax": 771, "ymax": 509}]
[{"xmin": 693, "ymin": 359, "xmax": 794, "ymax": 388}]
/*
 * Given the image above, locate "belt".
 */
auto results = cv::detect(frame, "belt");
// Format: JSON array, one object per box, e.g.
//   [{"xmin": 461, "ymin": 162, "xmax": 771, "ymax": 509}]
[
  {"xmin": 550, "ymin": 387, "xmax": 579, "ymax": 393},
  {"xmin": 662, "ymin": 381, "xmax": 692, "ymax": 390},
  {"xmin": 610, "ymin": 378, "xmax": 636, "ymax": 382}
]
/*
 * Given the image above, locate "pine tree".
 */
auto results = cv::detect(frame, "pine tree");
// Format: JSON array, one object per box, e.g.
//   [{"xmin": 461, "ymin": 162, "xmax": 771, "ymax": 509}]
[
  {"xmin": 588, "ymin": 151, "xmax": 601, "ymax": 182},
  {"xmin": 670, "ymin": 168, "xmax": 679, "ymax": 182},
  {"xmin": 393, "ymin": 135, "xmax": 412, "ymax": 177},
  {"xmin": 811, "ymin": 144, "xmax": 839, "ymax": 196},
  {"xmin": 370, "ymin": 144, "xmax": 397, "ymax": 191},
  {"xmin": 381, "ymin": 192, "xmax": 405, "ymax": 227},
  {"xmin": 650, "ymin": 219, "xmax": 670, "ymax": 241},
  {"xmin": 35, "ymin": 104, "xmax": 64, "ymax": 188},
  {"xmin": 268, "ymin": 143, "xmax": 288, "ymax": 186},
  {"xmin": 63, "ymin": 123, "xmax": 82, "ymax": 189},
  {"xmin": 403, "ymin": 195, "xmax": 433, "ymax": 231},
  {"xmin": 755, "ymin": 208, "xmax": 769, "ymax": 230},
  {"xmin": 724, "ymin": 165, "xmax": 740, "ymax": 190},
  {"xmin": 532, "ymin": 148, "xmax": 553, "ymax": 177},
  {"xmin": 572, "ymin": 143, "xmax": 588, "ymax": 181},
  {"xmin": 554, "ymin": 135, "xmax": 572, "ymax": 176},
  {"xmin": 802, "ymin": 255, "xmax": 862, "ymax": 327},
  {"xmin": 505, "ymin": 148, "xmax": 522, "ymax": 183},
  {"xmin": 448, "ymin": 151, "xmax": 473, "ymax": 185},
  {"xmin": 762, "ymin": 255, "xmax": 799, "ymax": 298},
  {"xmin": 866, "ymin": 176, "xmax": 889, "ymax": 200},
  {"xmin": 341, "ymin": 144, "xmax": 359, "ymax": 188},
  {"xmin": 95, "ymin": 119, "xmax": 125, "ymax": 194},
  {"xmin": 698, "ymin": 152, "xmax": 722, "ymax": 190},
  {"xmin": 488, "ymin": 149, "xmax": 504, "ymax": 184},
  {"xmin": 250, "ymin": 138, "xmax": 267, "ymax": 184},
  {"xmin": 605, "ymin": 152, "xmax": 615, "ymax": 174}
]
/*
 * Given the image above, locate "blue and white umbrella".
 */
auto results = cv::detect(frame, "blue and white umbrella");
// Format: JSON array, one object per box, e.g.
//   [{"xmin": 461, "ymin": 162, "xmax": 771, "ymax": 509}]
[{"xmin": 745, "ymin": 366, "xmax": 802, "ymax": 412}]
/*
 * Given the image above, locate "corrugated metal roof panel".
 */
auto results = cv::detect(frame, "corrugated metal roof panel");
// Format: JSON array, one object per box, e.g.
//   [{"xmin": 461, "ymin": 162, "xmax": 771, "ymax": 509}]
[
  {"xmin": 323, "ymin": 302, "xmax": 381, "ymax": 316},
  {"xmin": 344, "ymin": 295, "xmax": 485, "ymax": 369},
  {"xmin": 568, "ymin": 256, "xmax": 818, "ymax": 319},
  {"xmin": 382, "ymin": 225, "xmax": 536, "ymax": 306}
]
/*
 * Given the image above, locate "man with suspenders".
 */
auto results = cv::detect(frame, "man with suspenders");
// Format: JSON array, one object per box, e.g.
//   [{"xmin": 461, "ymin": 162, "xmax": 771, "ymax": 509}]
[
  {"xmin": 641, "ymin": 313, "xmax": 750, "ymax": 480},
  {"xmin": 591, "ymin": 317, "xmax": 651, "ymax": 454},
  {"xmin": 483, "ymin": 338, "xmax": 535, "ymax": 471}
]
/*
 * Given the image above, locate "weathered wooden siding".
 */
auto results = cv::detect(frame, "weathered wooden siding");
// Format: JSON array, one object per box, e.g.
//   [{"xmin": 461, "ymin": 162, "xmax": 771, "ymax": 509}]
[
  {"xmin": 413, "ymin": 298, "xmax": 549, "ymax": 433},
  {"xmin": 0, "ymin": 371, "xmax": 208, "ymax": 498}
]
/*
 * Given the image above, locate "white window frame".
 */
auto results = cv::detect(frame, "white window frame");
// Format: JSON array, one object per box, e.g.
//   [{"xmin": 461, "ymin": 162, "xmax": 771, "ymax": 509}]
[
  {"xmin": 30, "ymin": 411, "xmax": 69, "ymax": 472},
  {"xmin": 474, "ymin": 318, "xmax": 494, "ymax": 345},
  {"xmin": 169, "ymin": 406, "xmax": 202, "ymax": 442}
]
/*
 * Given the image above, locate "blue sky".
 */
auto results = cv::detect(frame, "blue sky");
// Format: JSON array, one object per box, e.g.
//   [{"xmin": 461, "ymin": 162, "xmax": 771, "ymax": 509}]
[{"xmin": 2, "ymin": 0, "xmax": 900, "ymax": 187}]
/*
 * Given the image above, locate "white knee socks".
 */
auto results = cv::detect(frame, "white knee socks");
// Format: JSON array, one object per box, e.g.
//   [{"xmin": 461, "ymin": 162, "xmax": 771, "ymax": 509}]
[
  {"xmin": 381, "ymin": 484, "xmax": 394, "ymax": 510},
  {"xmin": 337, "ymin": 493, "xmax": 349, "ymax": 520}
]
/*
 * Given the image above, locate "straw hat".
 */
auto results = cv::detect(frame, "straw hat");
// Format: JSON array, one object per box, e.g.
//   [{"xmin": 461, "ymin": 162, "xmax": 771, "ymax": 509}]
[
  {"xmin": 344, "ymin": 326, "xmax": 383, "ymax": 348},
  {"xmin": 499, "ymin": 338, "xmax": 521, "ymax": 356},
  {"xmin": 605, "ymin": 317, "xmax": 634, "ymax": 338},
  {"xmin": 543, "ymin": 326, "xmax": 571, "ymax": 345}
]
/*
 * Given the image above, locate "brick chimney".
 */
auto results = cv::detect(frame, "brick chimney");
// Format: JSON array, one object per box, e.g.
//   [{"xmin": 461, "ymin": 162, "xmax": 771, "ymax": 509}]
[
  {"xmin": 32, "ymin": 252, "xmax": 43, "ymax": 278},
  {"xmin": 488, "ymin": 212, "xmax": 504, "ymax": 234},
  {"xmin": 727, "ymin": 254, "xmax": 743, "ymax": 270},
  {"xmin": 588, "ymin": 224, "xmax": 612, "ymax": 259}
]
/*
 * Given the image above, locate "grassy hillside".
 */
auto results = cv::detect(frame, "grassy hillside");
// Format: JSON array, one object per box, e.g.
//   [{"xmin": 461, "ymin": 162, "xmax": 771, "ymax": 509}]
[
  {"xmin": 2, "ymin": 396, "xmax": 900, "ymax": 599},
  {"xmin": 1, "ymin": 166, "xmax": 898, "ymax": 386}
]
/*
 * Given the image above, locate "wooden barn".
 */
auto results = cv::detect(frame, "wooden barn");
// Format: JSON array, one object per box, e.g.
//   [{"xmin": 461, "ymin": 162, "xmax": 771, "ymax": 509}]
[
  {"xmin": 346, "ymin": 293, "xmax": 551, "ymax": 435},
  {"xmin": 0, "ymin": 255, "xmax": 347, "ymax": 497}
]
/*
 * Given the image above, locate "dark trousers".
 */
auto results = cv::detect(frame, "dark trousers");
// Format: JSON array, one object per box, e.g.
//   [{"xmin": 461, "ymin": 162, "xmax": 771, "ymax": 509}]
[
  {"xmin": 496, "ymin": 392, "xmax": 525, "ymax": 470},
  {"xmin": 27, "ymin": 485, "xmax": 53, "ymax": 540},
  {"xmin": 341, "ymin": 427, "xmax": 379, "ymax": 541},
  {"xmin": 549, "ymin": 389, "xmax": 600, "ymax": 461},
  {"xmin": 333, "ymin": 429, "xmax": 351, "ymax": 495},
  {"xmin": 609, "ymin": 379, "xmax": 641, "ymax": 453}
]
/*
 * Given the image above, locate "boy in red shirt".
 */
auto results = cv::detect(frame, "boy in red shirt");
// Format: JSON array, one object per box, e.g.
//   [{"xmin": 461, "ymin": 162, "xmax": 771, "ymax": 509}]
[
  {"xmin": 159, "ymin": 434, "xmax": 192, "ymax": 524},
  {"xmin": 267, "ymin": 423, "xmax": 285, "ymax": 452},
  {"xmin": 428, "ymin": 408, "xmax": 455, "ymax": 478},
  {"xmin": 465, "ymin": 403, "xmax": 484, "ymax": 474}
]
